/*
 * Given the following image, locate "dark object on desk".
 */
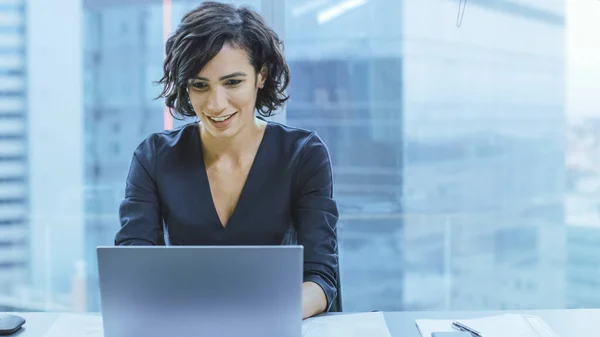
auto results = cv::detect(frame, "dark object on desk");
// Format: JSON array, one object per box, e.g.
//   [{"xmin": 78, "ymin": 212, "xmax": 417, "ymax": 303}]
[
  {"xmin": 0, "ymin": 314, "xmax": 25, "ymax": 335},
  {"xmin": 431, "ymin": 332, "xmax": 474, "ymax": 337}
]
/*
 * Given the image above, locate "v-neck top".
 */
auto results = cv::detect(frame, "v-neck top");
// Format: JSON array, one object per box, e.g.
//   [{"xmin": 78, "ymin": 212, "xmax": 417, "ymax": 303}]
[{"xmin": 115, "ymin": 120, "xmax": 339, "ymax": 310}]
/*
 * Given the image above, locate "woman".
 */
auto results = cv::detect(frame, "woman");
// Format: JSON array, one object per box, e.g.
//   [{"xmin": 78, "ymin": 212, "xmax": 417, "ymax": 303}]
[{"xmin": 115, "ymin": 1, "xmax": 339, "ymax": 319}]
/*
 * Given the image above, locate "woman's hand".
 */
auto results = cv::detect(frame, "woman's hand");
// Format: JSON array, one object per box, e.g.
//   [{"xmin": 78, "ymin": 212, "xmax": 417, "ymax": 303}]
[{"xmin": 302, "ymin": 281, "xmax": 327, "ymax": 319}]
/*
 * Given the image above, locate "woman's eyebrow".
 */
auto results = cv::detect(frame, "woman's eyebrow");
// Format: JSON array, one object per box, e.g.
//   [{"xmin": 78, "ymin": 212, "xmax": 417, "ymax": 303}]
[{"xmin": 193, "ymin": 71, "xmax": 248, "ymax": 81}]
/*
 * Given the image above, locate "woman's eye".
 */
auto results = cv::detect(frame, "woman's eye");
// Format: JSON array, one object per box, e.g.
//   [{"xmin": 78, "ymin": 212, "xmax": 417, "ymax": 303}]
[
  {"xmin": 191, "ymin": 82, "xmax": 207, "ymax": 89},
  {"xmin": 226, "ymin": 79, "xmax": 241, "ymax": 86}
]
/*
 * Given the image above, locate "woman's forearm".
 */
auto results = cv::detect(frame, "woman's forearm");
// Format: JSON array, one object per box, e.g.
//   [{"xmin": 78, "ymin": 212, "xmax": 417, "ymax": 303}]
[{"xmin": 302, "ymin": 281, "xmax": 327, "ymax": 319}]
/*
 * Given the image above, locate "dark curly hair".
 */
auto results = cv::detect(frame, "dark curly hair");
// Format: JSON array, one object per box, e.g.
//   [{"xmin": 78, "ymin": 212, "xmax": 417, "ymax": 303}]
[{"xmin": 157, "ymin": 1, "xmax": 290, "ymax": 119}]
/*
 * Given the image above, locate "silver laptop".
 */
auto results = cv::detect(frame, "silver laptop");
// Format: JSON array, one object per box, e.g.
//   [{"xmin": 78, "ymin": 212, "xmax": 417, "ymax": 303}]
[{"xmin": 97, "ymin": 246, "xmax": 303, "ymax": 337}]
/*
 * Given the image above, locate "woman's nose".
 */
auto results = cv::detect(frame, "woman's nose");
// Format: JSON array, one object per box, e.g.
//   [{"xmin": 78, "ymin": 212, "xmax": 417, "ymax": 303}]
[{"xmin": 206, "ymin": 87, "xmax": 227, "ymax": 114}]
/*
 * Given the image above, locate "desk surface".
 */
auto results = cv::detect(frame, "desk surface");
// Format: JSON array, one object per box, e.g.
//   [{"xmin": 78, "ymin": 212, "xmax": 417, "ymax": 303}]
[{"xmin": 5, "ymin": 309, "xmax": 597, "ymax": 336}]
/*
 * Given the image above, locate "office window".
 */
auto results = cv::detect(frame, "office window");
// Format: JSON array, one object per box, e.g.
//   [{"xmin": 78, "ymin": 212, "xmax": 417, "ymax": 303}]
[
  {"xmin": 1, "ymin": 0, "xmax": 600, "ymax": 313},
  {"xmin": 284, "ymin": 0, "xmax": 568, "ymax": 311}
]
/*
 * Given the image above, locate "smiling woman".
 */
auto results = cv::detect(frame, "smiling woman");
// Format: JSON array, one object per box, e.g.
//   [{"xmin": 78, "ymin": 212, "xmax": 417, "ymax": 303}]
[
  {"xmin": 187, "ymin": 46, "xmax": 264, "ymax": 137},
  {"xmin": 116, "ymin": 0, "xmax": 339, "ymax": 319},
  {"xmin": 157, "ymin": 0, "xmax": 289, "ymax": 121}
]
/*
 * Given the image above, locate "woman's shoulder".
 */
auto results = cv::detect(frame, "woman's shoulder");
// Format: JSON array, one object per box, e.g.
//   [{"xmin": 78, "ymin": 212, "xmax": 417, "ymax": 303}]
[
  {"xmin": 266, "ymin": 120, "xmax": 325, "ymax": 150},
  {"xmin": 133, "ymin": 122, "xmax": 198, "ymax": 157},
  {"xmin": 265, "ymin": 121, "xmax": 331, "ymax": 168}
]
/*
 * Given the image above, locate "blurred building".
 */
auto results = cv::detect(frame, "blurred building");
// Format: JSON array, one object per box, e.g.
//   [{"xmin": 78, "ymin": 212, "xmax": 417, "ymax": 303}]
[
  {"xmin": 399, "ymin": 0, "xmax": 566, "ymax": 310},
  {"xmin": 0, "ymin": 0, "xmax": 28, "ymax": 307},
  {"xmin": 565, "ymin": 119, "xmax": 600, "ymax": 308},
  {"xmin": 285, "ymin": 0, "xmax": 405, "ymax": 312},
  {"xmin": 286, "ymin": 0, "xmax": 566, "ymax": 310}
]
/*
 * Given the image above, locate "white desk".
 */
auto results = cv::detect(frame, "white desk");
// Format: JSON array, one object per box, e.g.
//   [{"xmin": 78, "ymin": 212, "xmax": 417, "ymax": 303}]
[{"xmin": 5, "ymin": 309, "xmax": 598, "ymax": 336}]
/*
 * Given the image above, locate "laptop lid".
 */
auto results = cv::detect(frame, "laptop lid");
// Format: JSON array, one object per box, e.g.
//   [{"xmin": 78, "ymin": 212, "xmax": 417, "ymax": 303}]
[{"xmin": 97, "ymin": 246, "xmax": 303, "ymax": 337}]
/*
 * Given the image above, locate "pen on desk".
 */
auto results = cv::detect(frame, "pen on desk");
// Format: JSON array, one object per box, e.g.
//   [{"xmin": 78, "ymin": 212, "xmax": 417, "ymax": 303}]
[{"xmin": 452, "ymin": 321, "xmax": 483, "ymax": 337}]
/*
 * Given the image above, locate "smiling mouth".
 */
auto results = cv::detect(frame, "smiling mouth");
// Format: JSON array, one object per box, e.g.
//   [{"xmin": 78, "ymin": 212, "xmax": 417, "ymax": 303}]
[{"xmin": 206, "ymin": 112, "xmax": 237, "ymax": 122}]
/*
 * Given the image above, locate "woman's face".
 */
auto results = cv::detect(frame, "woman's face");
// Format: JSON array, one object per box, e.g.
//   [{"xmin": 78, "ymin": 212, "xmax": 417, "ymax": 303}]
[{"xmin": 188, "ymin": 43, "xmax": 265, "ymax": 139}]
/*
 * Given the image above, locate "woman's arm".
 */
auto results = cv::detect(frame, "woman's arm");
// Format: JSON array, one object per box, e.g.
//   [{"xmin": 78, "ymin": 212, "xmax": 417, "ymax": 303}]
[
  {"xmin": 302, "ymin": 281, "xmax": 328, "ymax": 319},
  {"xmin": 115, "ymin": 135, "xmax": 164, "ymax": 246},
  {"xmin": 292, "ymin": 132, "xmax": 340, "ymax": 319}
]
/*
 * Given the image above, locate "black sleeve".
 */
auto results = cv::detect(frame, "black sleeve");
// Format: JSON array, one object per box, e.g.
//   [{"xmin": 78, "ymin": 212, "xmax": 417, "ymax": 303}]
[
  {"xmin": 115, "ymin": 135, "xmax": 164, "ymax": 246},
  {"xmin": 292, "ymin": 132, "xmax": 339, "ymax": 311}
]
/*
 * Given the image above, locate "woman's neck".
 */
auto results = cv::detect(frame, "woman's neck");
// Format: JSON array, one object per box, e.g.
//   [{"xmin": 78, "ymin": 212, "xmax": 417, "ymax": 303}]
[{"xmin": 200, "ymin": 117, "xmax": 266, "ymax": 164}]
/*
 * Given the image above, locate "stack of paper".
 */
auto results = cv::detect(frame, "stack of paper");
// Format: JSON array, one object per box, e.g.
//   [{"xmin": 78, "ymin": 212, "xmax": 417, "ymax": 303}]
[
  {"xmin": 302, "ymin": 312, "xmax": 392, "ymax": 337},
  {"xmin": 415, "ymin": 313, "xmax": 559, "ymax": 337}
]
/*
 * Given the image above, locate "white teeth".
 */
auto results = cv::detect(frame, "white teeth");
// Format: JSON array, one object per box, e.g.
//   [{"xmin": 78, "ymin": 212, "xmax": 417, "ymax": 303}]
[
  {"xmin": 208, "ymin": 113, "xmax": 235, "ymax": 122},
  {"xmin": 210, "ymin": 116, "xmax": 228, "ymax": 122}
]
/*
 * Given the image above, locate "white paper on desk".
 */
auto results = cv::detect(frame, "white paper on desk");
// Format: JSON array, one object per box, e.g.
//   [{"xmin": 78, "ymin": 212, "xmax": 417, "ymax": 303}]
[
  {"xmin": 457, "ymin": 314, "xmax": 560, "ymax": 337},
  {"xmin": 415, "ymin": 314, "xmax": 559, "ymax": 337},
  {"xmin": 302, "ymin": 312, "xmax": 392, "ymax": 337},
  {"xmin": 43, "ymin": 313, "xmax": 104, "ymax": 337},
  {"xmin": 522, "ymin": 315, "xmax": 560, "ymax": 337}
]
